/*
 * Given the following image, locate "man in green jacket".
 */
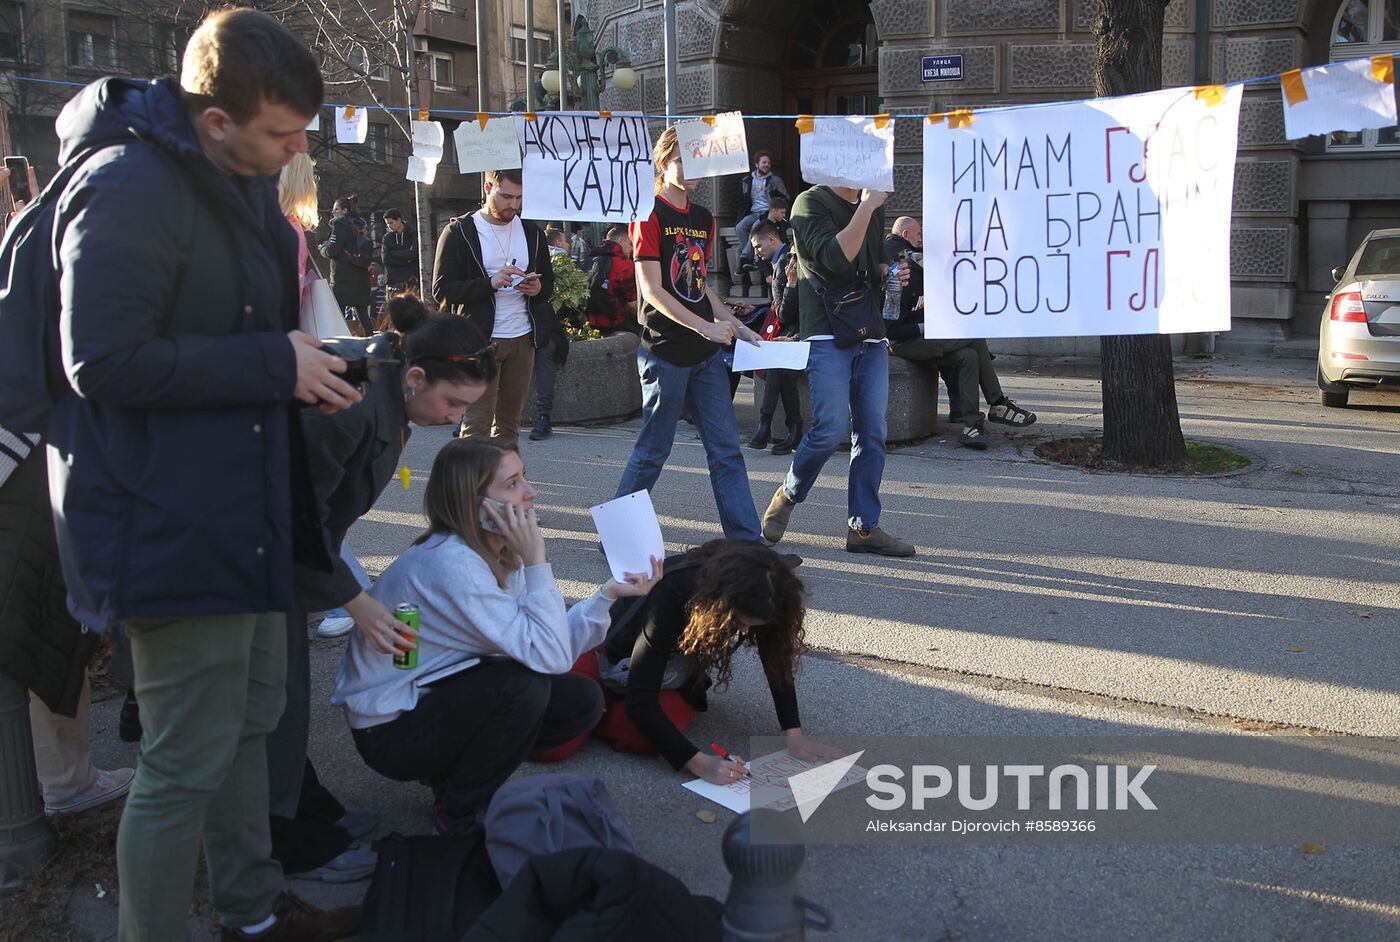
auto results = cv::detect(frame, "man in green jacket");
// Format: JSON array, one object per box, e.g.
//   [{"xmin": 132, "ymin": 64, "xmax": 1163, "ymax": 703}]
[{"xmin": 761, "ymin": 184, "xmax": 915, "ymax": 557}]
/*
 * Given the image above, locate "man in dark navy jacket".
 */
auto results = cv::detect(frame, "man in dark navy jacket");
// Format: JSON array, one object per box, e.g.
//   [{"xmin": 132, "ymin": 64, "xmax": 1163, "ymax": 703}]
[{"xmin": 47, "ymin": 9, "xmax": 361, "ymax": 941}]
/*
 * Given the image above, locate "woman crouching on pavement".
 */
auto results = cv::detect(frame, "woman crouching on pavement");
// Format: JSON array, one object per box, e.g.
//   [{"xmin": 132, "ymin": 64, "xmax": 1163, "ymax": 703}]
[
  {"xmin": 332, "ymin": 439, "xmax": 662, "ymax": 834},
  {"xmin": 268, "ymin": 295, "xmax": 497, "ymax": 879},
  {"xmin": 565, "ymin": 539, "xmax": 842, "ymax": 784}
]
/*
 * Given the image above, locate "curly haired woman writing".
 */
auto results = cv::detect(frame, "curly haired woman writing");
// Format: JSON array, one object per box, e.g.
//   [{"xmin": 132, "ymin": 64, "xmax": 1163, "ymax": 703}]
[{"xmin": 567, "ymin": 540, "xmax": 840, "ymax": 784}]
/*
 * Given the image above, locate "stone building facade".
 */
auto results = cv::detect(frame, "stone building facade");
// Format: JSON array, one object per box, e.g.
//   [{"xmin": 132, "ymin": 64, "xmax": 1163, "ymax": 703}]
[{"xmin": 585, "ymin": 0, "xmax": 1400, "ymax": 354}]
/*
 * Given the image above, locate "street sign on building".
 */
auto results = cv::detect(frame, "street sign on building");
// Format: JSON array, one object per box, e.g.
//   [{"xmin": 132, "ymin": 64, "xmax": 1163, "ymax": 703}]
[{"xmin": 921, "ymin": 55, "xmax": 964, "ymax": 82}]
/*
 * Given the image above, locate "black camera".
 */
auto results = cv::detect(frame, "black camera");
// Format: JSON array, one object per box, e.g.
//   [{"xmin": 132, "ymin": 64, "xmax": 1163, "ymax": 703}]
[{"xmin": 319, "ymin": 333, "xmax": 400, "ymax": 388}]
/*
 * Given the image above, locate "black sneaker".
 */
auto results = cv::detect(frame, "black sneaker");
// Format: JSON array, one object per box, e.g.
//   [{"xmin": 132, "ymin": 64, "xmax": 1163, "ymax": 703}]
[
  {"xmin": 987, "ymin": 398, "xmax": 1036, "ymax": 427},
  {"xmin": 958, "ymin": 422, "xmax": 989, "ymax": 450},
  {"xmin": 119, "ymin": 688, "xmax": 141, "ymax": 743},
  {"xmin": 528, "ymin": 413, "xmax": 552, "ymax": 441}
]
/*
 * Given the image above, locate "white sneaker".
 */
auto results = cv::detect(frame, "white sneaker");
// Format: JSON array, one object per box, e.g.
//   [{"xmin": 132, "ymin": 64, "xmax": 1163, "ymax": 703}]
[
  {"xmin": 297, "ymin": 840, "xmax": 377, "ymax": 883},
  {"xmin": 316, "ymin": 616, "xmax": 355, "ymax": 638},
  {"xmin": 45, "ymin": 767, "xmax": 135, "ymax": 816}
]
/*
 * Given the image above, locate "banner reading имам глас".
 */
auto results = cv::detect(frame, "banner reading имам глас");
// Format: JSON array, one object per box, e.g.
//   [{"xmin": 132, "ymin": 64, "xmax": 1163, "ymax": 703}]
[{"xmin": 921, "ymin": 86, "xmax": 1243, "ymax": 340}]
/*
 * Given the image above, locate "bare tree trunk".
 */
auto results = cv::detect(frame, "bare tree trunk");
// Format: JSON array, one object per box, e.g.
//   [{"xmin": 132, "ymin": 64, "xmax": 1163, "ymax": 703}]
[{"xmin": 1093, "ymin": 0, "xmax": 1188, "ymax": 468}]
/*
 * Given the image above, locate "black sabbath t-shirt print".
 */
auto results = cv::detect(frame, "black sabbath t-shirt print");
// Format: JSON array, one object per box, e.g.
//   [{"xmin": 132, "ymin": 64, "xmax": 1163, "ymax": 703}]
[
  {"xmin": 669, "ymin": 230, "xmax": 707, "ymax": 304},
  {"xmin": 631, "ymin": 193, "xmax": 718, "ymax": 367}
]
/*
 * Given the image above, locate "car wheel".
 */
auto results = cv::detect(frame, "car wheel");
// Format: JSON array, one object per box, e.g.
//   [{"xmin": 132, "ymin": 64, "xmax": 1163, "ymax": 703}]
[{"xmin": 1317, "ymin": 363, "xmax": 1350, "ymax": 407}]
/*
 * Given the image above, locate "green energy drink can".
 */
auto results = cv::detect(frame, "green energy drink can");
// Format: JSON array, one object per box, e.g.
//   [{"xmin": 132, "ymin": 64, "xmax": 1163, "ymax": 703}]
[{"xmin": 392, "ymin": 603, "xmax": 420, "ymax": 670}]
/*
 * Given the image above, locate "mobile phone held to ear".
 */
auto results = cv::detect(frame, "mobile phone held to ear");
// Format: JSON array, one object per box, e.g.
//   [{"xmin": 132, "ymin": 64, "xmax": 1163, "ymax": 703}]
[
  {"xmin": 479, "ymin": 497, "xmax": 509, "ymax": 535},
  {"xmin": 4, "ymin": 156, "xmax": 31, "ymax": 205}
]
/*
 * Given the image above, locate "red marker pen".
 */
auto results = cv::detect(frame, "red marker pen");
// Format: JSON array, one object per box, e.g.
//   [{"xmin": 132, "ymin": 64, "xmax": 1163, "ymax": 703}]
[{"xmin": 710, "ymin": 742, "xmax": 730, "ymax": 759}]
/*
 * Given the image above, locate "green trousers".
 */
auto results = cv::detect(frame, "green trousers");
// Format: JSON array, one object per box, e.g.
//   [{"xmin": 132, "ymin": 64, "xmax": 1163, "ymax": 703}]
[
  {"xmin": 117, "ymin": 613, "xmax": 287, "ymax": 941},
  {"xmin": 891, "ymin": 338, "xmax": 1003, "ymax": 426}
]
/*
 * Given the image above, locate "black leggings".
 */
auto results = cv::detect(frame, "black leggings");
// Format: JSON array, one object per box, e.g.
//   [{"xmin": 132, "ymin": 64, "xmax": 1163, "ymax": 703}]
[
  {"xmin": 760, "ymin": 369, "xmax": 803, "ymax": 430},
  {"xmin": 351, "ymin": 661, "xmax": 603, "ymax": 830}
]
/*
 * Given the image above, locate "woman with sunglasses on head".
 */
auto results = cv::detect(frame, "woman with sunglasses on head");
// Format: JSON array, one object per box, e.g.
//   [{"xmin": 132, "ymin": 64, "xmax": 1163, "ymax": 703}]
[
  {"xmin": 266, "ymin": 295, "xmax": 498, "ymax": 881},
  {"xmin": 332, "ymin": 438, "xmax": 662, "ymax": 835}
]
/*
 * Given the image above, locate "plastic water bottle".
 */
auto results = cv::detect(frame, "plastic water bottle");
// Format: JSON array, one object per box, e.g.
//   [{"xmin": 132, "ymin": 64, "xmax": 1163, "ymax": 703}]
[{"xmin": 882, "ymin": 257, "xmax": 904, "ymax": 321}]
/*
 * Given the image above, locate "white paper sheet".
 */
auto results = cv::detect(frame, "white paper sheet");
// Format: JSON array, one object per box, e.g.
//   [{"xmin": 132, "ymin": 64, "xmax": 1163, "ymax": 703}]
[
  {"xmin": 306, "ymin": 113, "xmax": 320, "ymax": 132},
  {"xmin": 800, "ymin": 116, "xmax": 895, "ymax": 191},
  {"xmin": 683, "ymin": 749, "xmax": 868, "ymax": 815},
  {"xmin": 589, "ymin": 490, "xmax": 665, "ymax": 583},
  {"xmin": 677, "ymin": 112, "xmax": 750, "ymax": 179},
  {"xmin": 517, "ymin": 112, "xmax": 656, "ymax": 223},
  {"xmin": 406, "ymin": 121, "xmax": 445, "ymax": 184},
  {"xmin": 334, "ymin": 106, "xmax": 368, "ymax": 144},
  {"xmin": 455, "ymin": 117, "xmax": 523, "ymax": 174},
  {"xmin": 1282, "ymin": 56, "xmax": 1398, "ymax": 139},
  {"xmin": 731, "ymin": 340, "xmax": 810, "ymax": 372}
]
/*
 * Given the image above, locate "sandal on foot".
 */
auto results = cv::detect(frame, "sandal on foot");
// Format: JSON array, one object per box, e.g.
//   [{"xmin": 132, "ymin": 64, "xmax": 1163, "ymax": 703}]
[{"xmin": 987, "ymin": 398, "xmax": 1036, "ymax": 427}]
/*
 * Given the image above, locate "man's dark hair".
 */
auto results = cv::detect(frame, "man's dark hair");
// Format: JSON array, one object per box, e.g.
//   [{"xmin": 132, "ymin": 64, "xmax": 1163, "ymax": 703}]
[
  {"xmin": 485, "ymin": 169, "xmax": 523, "ymax": 188},
  {"xmin": 750, "ymin": 220, "xmax": 781, "ymax": 242},
  {"xmin": 752, "ymin": 150, "xmax": 772, "ymax": 166},
  {"xmin": 383, "ymin": 208, "xmax": 403, "ymax": 222},
  {"xmin": 605, "ymin": 224, "xmax": 627, "ymax": 241},
  {"xmin": 180, "ymin": 8, "xmax": 323, "ymax": 124},
  {"xmin": 769, "ymin": 195, "xmax": 789, "ymax": 211},
  {"xmin": 545, "ymin": 227, "xmax": 569, "ymax": 248}
]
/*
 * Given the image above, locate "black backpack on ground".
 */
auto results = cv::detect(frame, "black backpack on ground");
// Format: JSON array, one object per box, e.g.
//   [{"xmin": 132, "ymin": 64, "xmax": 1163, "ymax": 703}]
[{"xmin": 358, "ymin": 831, "xmax": 502, "ymax": 942}]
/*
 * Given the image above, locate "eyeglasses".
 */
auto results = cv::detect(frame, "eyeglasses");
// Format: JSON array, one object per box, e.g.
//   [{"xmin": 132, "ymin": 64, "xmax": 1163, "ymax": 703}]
[{"xmin": 414, "ymin": 343, "xmax": 497, "ymax": 367}]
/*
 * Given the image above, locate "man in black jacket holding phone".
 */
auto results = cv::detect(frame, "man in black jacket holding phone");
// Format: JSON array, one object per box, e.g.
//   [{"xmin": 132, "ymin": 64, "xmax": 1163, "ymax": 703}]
[{"xmin": 432, "ymin": 168, "xmax": 555, "ymax": 451}]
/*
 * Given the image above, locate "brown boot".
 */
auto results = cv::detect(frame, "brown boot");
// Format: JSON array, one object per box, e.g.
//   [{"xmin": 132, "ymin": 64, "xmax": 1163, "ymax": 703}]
[
  {"xmin": 220, "ymin": 892, "xmax": 361, "ymax": 942},
  {"xmin": 845, "ymin": 527, "xmax": 916, "ymax": 557},
  {"xmin": 762, "ymin": 484, "xmax": 796, "ymax": 544}
]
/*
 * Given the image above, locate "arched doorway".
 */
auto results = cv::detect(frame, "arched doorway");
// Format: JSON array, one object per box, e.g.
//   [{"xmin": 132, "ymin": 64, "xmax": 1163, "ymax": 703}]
[{"xmin": 781, "ymin": 0, "xmax": 880, "ymax": 191}]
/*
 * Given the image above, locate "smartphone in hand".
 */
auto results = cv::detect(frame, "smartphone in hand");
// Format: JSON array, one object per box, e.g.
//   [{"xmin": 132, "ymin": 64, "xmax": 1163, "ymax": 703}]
[
  {"xmin": 509, "ymin": 273, "xmax": 541, "ymax": 288},
  {"xmin": 4, "ymin": 156, "xmax": 31, "ymax": 204},
  {"xmin": 479, "ymin": 497, "xmax": 509, "ymax": 534}
]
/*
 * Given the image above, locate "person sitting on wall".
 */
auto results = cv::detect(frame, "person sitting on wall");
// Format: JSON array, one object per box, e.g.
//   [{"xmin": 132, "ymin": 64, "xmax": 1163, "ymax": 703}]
[
  {"xmin": 735, "ymin": 151, "xmax": 788, "ymax": 274},
  {"xmin": 884, "ymin": 216, "xmax": 1036, "ymax": 450}
]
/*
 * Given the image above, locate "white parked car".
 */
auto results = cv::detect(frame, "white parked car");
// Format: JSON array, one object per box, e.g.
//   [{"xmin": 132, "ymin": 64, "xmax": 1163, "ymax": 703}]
[{"xmin": 1318, "ymin": 227, "xmax": 1400, "ymax": 407}]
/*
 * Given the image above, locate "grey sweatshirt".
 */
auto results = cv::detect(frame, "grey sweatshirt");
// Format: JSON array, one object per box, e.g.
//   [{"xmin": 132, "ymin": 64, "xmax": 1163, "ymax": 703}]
[{"xmin": 331, "ymin": 532, "xmax": 613, "ymax": 730}]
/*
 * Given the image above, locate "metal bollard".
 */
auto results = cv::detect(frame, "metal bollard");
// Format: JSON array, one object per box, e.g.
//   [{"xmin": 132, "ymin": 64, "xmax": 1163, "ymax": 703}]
[
  {"xmin": 721, "ymin": 809, "xmax": 833, "ymax": 941},
  {"xmin": 0, "ymin": 669, "xmax": 54, "ymax": 894}
]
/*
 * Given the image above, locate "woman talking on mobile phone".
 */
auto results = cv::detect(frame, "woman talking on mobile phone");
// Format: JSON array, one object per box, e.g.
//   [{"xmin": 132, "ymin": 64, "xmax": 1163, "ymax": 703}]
[
  {"xmin": 267, "ymin": 294, "xmax": 497, "ymax": 880},
  {"xmin": 332, "ymin": 439, "xmax": 662, "ymax": 834}
]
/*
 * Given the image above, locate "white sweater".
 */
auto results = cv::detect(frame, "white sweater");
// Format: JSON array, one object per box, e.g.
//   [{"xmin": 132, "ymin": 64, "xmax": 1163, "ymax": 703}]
[{"xmin": 331, "ymin": 532, "xmax": 612, "ymax": 730}]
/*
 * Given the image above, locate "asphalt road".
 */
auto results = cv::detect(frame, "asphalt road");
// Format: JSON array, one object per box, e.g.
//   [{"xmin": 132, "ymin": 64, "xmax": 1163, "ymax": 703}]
[{"xmin": 76, "ymin": 354, "xmax": 1400, "ymax": 940}]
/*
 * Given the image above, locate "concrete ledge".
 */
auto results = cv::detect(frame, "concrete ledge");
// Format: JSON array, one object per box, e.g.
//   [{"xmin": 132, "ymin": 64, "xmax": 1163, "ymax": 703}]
[
  {"xmin": 750, "ymin": 351, "xmax": 941, "ymax": 445},
  {"xmin": 521, "ymin": 331, "xmax": 642, "ymax": 425}
]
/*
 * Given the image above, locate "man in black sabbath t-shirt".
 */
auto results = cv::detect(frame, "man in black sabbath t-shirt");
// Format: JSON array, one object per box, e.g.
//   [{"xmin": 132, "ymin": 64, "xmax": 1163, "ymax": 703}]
[{"xmin": 611, "ymin": 127, "xmax": 764, "ymax": 540}]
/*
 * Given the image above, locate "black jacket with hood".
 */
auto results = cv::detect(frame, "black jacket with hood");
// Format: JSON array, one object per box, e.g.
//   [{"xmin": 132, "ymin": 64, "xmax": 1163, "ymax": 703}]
[
  {"xmin": 430, "ymin": 212, "xmax": 555, "ymax": 346},
  {"xmin": 47, "ymin": 77, "xmax": 327, "ymax": 627},
  {"xmin": 381, "ymin": 226, "xmax": 418, "ymax": 287},
  {"xmin": 321, "ymin": 214, "xmax": 373, "ymax": 307}
]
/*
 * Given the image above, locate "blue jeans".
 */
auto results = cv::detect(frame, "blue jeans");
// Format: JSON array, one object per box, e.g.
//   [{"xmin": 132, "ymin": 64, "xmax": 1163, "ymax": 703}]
[
  {"xmin": 614, "ymin": 347, "xmax": 761, "ymax": 540},
  {"xmin": 783, "ymin": 339, "xmax": 889, "ymax": 531},
  {"xmin": 735, "ymin": 212, "xmax": 763, "ymax": 260}
]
